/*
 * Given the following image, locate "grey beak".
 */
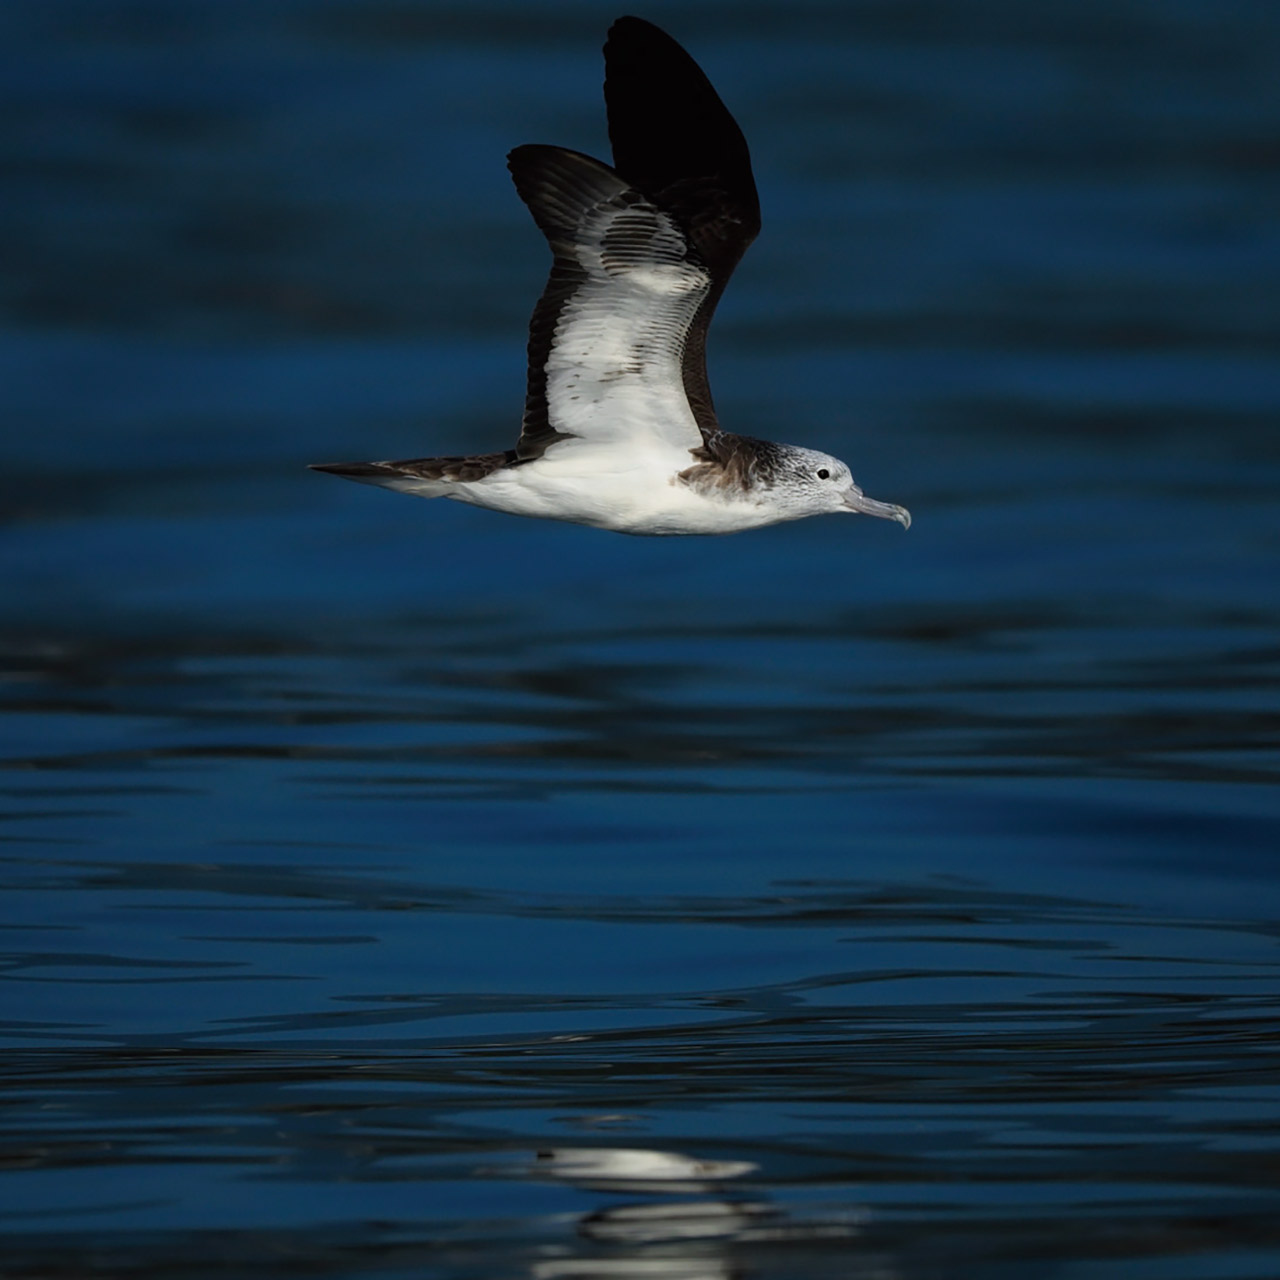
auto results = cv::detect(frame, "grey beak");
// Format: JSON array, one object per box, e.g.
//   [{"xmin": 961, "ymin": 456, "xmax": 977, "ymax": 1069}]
[{"xmin": 843, "ymin": 488, "xmax": 911, "ymax": 529}]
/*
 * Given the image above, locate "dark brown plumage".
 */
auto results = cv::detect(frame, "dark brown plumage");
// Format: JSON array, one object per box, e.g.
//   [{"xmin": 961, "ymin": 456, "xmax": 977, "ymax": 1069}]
[{"xmin": 603, "ymin": 16, "xmax": 761, "ymax": 440}]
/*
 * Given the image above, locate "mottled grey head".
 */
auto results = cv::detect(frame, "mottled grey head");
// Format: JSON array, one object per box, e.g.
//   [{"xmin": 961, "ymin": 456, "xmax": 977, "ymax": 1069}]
[{"xmin": 773, "ymin": 446, "xmax": 911, "ymax": 528}]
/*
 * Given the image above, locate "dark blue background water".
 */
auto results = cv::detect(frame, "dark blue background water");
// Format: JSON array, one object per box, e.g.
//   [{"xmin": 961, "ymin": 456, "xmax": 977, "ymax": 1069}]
[{"xmin": 3, "ymin": 2, "xmax": 1278, "ymax": 1276}]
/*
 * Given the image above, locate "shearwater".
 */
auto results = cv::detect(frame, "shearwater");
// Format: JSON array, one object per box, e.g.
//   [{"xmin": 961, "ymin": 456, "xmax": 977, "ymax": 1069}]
[{"xmin": 312, "ymin": 16, "xmax": 911, "ymax": 537}]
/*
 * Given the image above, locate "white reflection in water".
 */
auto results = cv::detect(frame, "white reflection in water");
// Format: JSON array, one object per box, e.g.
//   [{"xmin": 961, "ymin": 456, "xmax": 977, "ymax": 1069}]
[{"xmin": 533, "ymin": 1146, "xmax": 757, "ymax": 1192}]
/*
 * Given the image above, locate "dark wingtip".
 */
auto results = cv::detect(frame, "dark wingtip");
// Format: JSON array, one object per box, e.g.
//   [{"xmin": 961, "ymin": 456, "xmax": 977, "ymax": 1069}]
[
  {"xmin": 606, "ymin": 15, "xmax": 663, "ymax": 42},
  {"xmin": 602, "ymin": 12, "xmax": 760, "ymax": 269},
  {"xmin": 605, "ymin": 16, "xmax": 681, "ymax": 53},
  {"xmin": 507, "ymin": 144, "xmax": 631, "ymax": 241}
]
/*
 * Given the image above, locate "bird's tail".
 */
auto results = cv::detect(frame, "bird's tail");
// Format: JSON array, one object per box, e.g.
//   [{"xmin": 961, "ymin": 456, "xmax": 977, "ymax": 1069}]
[{"xmin": 309, "ymin": 452, "xmax": 514, "ymax": 495}]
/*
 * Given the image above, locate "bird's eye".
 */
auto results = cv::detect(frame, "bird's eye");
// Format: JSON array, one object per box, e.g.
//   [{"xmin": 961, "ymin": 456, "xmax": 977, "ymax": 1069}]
[{"xmin": 816, "ymin": 468, "xmax": 830, "ymax": 480}]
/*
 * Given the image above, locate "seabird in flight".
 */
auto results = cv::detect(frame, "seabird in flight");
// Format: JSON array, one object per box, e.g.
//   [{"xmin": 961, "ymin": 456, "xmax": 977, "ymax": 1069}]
[{"xmin": 312, "ymin": 16, "xmax": 910, "ymax": 536}]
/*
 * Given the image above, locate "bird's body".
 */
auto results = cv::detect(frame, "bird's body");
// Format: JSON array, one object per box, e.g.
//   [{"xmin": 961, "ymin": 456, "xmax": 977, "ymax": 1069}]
[
  {"xmin": 344, "ymin": 436, "xmax": 856, "ymax": 537},
  {"xmin": 312, "ymin": 16, "xmax": 910, "ymax": 537}
]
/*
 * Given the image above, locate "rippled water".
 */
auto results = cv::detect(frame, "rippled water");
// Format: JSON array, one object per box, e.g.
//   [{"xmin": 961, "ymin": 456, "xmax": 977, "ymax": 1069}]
[{"xmin": 3, "ymin": 1, "xmax": 1279, "ymax": 1277}]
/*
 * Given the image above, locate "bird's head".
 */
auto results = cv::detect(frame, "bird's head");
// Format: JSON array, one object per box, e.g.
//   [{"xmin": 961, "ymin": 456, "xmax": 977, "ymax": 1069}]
[{"xmin": 774, "ymin": 447, "xmax": 911, "ymax": 528}]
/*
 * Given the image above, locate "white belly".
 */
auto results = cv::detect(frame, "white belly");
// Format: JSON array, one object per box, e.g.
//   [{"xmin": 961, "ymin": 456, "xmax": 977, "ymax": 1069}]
[{"xmin": 449, "ymin": 456, "xmax": 771, "ymax": 536}]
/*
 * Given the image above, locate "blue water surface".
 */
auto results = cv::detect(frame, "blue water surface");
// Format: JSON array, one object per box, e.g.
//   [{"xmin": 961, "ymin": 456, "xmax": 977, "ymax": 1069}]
[{"xmin": 2, "ymin": 2, "xmax": 1279, "ymax": 1277}]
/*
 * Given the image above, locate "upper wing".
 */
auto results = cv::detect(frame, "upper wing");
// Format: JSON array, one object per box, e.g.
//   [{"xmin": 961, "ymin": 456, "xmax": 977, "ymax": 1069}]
[
  {"xmin": 603, "ymin": 17, "xmax": 761, "ymax": 439},
  {"xmin": 508, "ymin": 144, "xmax": 711, "ymax": 461}
]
